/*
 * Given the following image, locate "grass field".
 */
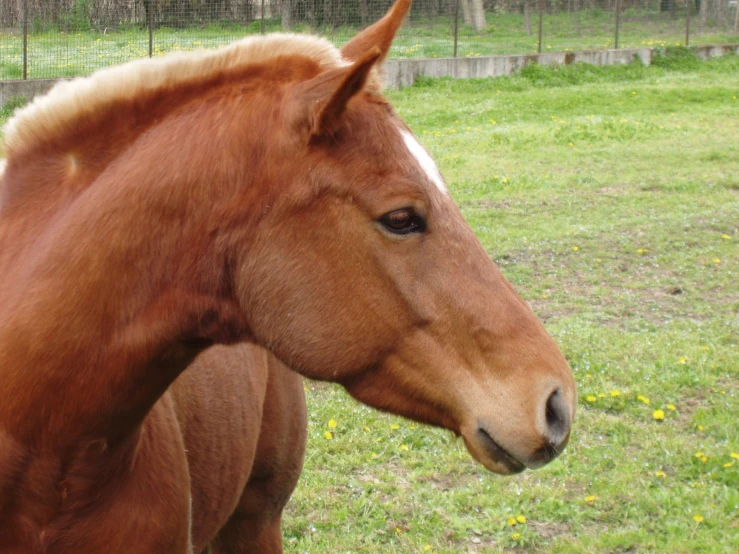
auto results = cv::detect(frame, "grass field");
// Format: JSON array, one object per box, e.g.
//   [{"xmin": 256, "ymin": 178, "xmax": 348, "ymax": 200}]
[
  {"xmin": 1, "ymin": 9, "xmax": 737, "ymax": 79},
  {"xmin": 1, "ymin": 50, "xmax": 738, "ymax": 552}
]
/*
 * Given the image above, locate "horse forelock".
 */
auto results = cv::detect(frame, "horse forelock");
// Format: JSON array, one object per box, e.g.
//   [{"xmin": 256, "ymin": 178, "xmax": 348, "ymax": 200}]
[{"xmin": 1, "ymin": 33, "xmax": 382, "ymax": 157}]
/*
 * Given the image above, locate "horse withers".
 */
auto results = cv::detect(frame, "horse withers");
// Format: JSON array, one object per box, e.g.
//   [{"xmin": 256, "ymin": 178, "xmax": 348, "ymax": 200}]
[{"xmin": 0, "ymin": 0, "xmax": 576, "ymax": 551}]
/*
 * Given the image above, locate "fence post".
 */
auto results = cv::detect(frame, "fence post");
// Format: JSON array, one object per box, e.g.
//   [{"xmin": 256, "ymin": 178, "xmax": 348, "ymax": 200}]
[
  {"xmin": 537, "ymin": 0, "xmax": 543, "ymax": 54},
  {"xmin": 22, "ymin": 0, "xmax": 28, "ymax": 80},
  {"xmin": 685, "ymin": 0, "xmax": 691, "ymax": 46},
  {"xmin": 614, "ymin": 0, "xmax": 621, "ymax": 49},
  {"xmin": 453, "ymin": 0, "xmax": 459, "ymax": 58},
  {"xmin": 261, "ymin": 0, "xmax": 266, "ymax": 34},
  {"xmin": 148, "ymin": 1, "xmax": 153, "ymax": 58}
]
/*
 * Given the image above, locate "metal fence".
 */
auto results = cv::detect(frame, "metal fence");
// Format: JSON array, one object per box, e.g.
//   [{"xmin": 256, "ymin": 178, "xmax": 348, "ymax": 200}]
[{"xmin": 1, "ymin": 0, "xmax": 737, "ymax": 80}]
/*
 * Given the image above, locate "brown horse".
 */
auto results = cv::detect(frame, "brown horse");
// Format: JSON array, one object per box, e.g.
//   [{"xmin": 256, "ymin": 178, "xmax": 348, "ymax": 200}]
[{"xmin": 0, "ymin": 0, "xmax": 576, "ymax": 551}]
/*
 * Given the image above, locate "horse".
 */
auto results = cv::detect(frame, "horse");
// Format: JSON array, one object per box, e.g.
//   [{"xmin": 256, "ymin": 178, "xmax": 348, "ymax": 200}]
[{"xmin": 0, "ymin": 0, "xmax": 577, "ymax": 551}]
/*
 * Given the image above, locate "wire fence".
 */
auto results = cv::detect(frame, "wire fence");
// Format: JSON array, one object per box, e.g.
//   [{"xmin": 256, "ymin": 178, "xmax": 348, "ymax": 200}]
[{"xmin": 1, "ymin": 0, "xmax": 737, "ymax": 80}]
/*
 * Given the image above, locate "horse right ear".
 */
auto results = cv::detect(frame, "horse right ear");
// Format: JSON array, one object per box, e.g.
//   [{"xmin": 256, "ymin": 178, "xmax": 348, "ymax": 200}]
[{"xmin": 341, "ymin": 0, "xmax": 412, "ymax": 64}]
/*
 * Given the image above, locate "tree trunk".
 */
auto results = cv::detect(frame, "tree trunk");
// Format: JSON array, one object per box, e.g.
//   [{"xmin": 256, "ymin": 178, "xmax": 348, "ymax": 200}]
[
  {"xmin": 460, "ymin": 0, "xmax": 473, "ymax": 26},
  {"xmin": 281, "ymin": 0, "xmax": 291, "ymax": 29},
  {"xmin": 524, "ymin": 0, "xmax": 532, "ymax": 35},
  {"xmin": 469, "ymin": 0, "xmax": 486, "ymax": 30}
]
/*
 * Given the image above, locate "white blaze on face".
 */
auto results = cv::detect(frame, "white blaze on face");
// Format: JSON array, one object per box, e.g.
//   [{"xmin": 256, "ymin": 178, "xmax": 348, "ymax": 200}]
[{"xmin": 399, "ymin": 129, "xmax": 448, "ymax": 196}]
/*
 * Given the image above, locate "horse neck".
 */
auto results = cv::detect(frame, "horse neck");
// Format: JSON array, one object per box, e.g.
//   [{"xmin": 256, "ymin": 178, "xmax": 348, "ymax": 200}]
[{"xmin": 0, "ymin": 104, "xmax": 264, "ymax": 449}]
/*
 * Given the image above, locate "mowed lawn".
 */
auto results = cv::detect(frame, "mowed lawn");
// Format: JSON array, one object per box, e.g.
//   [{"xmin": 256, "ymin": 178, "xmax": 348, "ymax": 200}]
[{"xmin": 1, "ymin": 51, "xmax": 738, "ymax": 552}]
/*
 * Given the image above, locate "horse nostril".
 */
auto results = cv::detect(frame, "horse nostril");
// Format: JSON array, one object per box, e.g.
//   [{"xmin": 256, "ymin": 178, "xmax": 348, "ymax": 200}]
[{"xmin": 544, "ymin": 388, "xmax": 570, "ymax": 446}]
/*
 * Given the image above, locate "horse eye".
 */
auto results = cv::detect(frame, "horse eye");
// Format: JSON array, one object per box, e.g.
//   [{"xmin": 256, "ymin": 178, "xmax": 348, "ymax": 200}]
[{"xmin": 379, "ymin": 209, "xmax": 427, "ymax": 235}]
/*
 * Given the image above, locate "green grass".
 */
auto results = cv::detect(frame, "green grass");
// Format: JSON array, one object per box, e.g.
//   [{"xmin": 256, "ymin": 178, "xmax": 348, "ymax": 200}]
[
  {"xmin": 1, "ymin": 51, "xmax": 738, "ymax": 552},
  {"xmin": 1, "ymin": 9, "xmax": 737, "ymax": 79},
  {"xmin": 286, "ymin": 53, "xmax": 739, "ymax": 553}
]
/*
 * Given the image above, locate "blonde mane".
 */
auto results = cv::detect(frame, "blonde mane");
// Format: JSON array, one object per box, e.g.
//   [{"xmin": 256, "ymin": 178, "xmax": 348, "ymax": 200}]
[{"xmin": 2, "ymin": 33, "xmax": 350, "ymax": 156}]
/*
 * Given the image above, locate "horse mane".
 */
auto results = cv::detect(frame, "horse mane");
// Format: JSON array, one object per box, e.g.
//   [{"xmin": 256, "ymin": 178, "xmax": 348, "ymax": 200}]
[{"xmin": 1, "ymin": 33, "xmax": 379, "ymax": 156}]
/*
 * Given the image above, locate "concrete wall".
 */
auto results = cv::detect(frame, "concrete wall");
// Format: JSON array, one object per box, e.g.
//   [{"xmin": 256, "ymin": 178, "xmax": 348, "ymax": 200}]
[
  {"xmin": 0, "ymin": 79, "xmax": 62, "ymax": 107},
  {"xmin": 382, "ymin": 47, "xmax": 653, "ymax": 89},
  {"xmin": 1, "ymin": 45, "xmax": 737, "ymax": 105}
]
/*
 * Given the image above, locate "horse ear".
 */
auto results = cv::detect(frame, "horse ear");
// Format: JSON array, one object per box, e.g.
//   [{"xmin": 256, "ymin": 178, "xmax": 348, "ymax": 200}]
[
  {"xmin": 294, "ymin": 47, "xmax": 382, "ymax": 139},
  {"xmin": 341, "ymin": 0, "xmax": 412, "ymax": 64}
]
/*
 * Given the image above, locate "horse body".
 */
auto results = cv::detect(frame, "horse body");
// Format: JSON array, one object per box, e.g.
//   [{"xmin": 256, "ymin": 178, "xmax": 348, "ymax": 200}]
[{"xmin": 0, "ymin": 0, "xmax": 576, "ymax": 551}]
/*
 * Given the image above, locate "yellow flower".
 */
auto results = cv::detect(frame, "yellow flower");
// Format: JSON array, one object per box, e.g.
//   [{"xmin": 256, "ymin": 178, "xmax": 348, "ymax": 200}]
[
  {"xmin": 695, "ymin": 452, "xmax": 704, "ymax": 458},
  {"xmin": 637, "ymin": 248, "xmax": 648, "ymax": 255},
  {"xmin": 722, "ymin": 234, "xmax": 731, "ymax": 239},
  {"xmin": 610, "ymin": 390, "xmax": 621, "ymax": 397},
  {"xmin": 713, "ymin": 258, "xmax": 721, "ymax": 264},
  {"xmin": 586, "ymin": 395, "xmax": 596, "ymax": 402},
  {"xmin": 724, "ymin": 462, "xmax": 734, "ymax": 468},
  {"xmin": 328, "ymin": 419, "xmax": 337, "ymax": 428},
  {"xmin": 507, "ymin": 517, "xmax": 517, "ymax": 526},
  {"xmin": 693, "ymin": 515, "xmax": 704, "ymax": 523},
  {"xmin": 409, "ymin": 424, "xmax": 416, "ymax": 429},
  {"xmin": 637, "ymin": 394, "xmax": 650, "ymax": 405},
  {"xmin": 667, "ymin": 404, "xmax": 676, "ymax": 411},
  {"xmin": 391, "ymin": 424, "xmax": 400, "ymax": 430},
  {"xmin": 653, "ymin": 410, "xmax": 665, "ymax": 420},
  {"xmin": 655, "ymin": 471, "xmax": 665, "ymax": 477},
  {"xmin": 516, "ymin": 515, "xmax": 526, "ymax": 524},
  {"xmin": 568, "ymin": 142, "xmax": 574, "ymax": 147},
  {"xmin": 731, "ymin": 453, "xmax": 739, "ymax": 459},
  {"xmin": 424, "ymin": 546, "xmax": 432, "ymax": 552},
  {"xmin": 598, "ymin": 393, "xmax": 606, "ymax": 398},
  {"xmin": 400, "ymin": 444, "xmax": 409, "ymax": 450},
  {"xmin": 679, "ymin": 357, "xmax": 689, "ymax": 364},
  {"xmin": 511, "ymin": 532, "xmax": 522, "ymax": 540},
  {"xmin": 596, "ymin": 258, "xmax": 602, "ymax": 262},
  {"xmin": 324, "ymin": 431, "xmax": 333, "ymax": 440},
  {"xmin": 572, "ymin": 246, "xmax": 579, "ymax": 251},
  {"xmin": 585, "ymin": 495, "xmax": 596, "ymax": 502}
]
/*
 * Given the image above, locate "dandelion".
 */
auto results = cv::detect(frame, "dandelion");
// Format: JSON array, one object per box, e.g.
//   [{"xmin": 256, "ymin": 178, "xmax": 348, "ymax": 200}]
[
  {"xmin": 731, "ymin": 453, "xmax": 739, "ymax": 459},
  {"xmin": 637, "ymin": 394, "xmax": 650, "ymax": 405},
  {"xmin": 507, "ymin": 517, "xmax": 517, "ymax": 526},
  {"xmin": 667, "ymin": 404, "xmax": 676, "ymax": 411},
  {"xmin": 324, "ymin": 431, "xmax": 333, "ymax": 440},
  {"xmin": 610, "ymin": 390, "xmax": 621, "ymax": 397},
  {"xmin": 327, "ymin": 419, "xmax": 337, "ymax": 428},
  {"xmin": 679, "ymin": 357, "xmax": 689, "ymax": 364},
  {"xmin": 655, "ymin": 471, "xmax": 665, "ymax": 477},
  {"xmin": 400, "ymin": 444, "xmax": 409, "ymax": 450},
  {"xmin": 371, "ymin": 452, "xmax": 379, "ymax": 458},
  {"xmin": 409, "ymin": 424, "xmax": 416, "ymax": 430},
  {"xmin": 516, "ymin": 515, "xmax": 526, "ymax": 524},
  {"xmin": 391, "ymin": 424, "xmax": 400, "ymax": 430},
  {"xmin": 511, "ymin": 532, "xmax": 522, "ymax": 540},
  {"xmin": 722, "ymin": 234, "xmax": 731, "ymax": 239},
  {"xmin": 598, "ymin": 393, "xmax": 606, "ymax": 398},
  {"xmin": 424, "ymin": 546, "xmax": 432, "ymax": 552},
  {"xmin": 723, "ymin": 462, "xmax": 734, "ymax": 468},
  {"xmin": 695, "ymin": 452, "xmax": 704, "ymax": 458},
  {"xmin": 585, "ymin": 495, "xmax": 596, "ymax": 502},
  {"xmin": 586, "ymin": 395, "xmax": 596, "ymax": 402},
  {"xmin": 568, "ymin": 142, "xmax": 574, "ymax": 147},
  {"xmin": 637, "ymin": 248, "xmax": 648, "ymax": 255},
  {"xmin": 572, "ymin": 246, "xmax": 579, "ymax": 251},
  {"xmin": 653, "ymin": 409, "xmax": 665, "ymax": 420},
  {"xmin": 489, "ymin": 119, "xmax": 497, "ymax": 124},
  {"xmin": 693, "ymin": 515, "xmax": 704, "ymax": 523},
  {"xmin": 596, "ymin": 258, "xmax": 602, "ymax": 262},
  {"xmin": 713, "ymin": 258, "xmax": 720, "ymax": 264}
]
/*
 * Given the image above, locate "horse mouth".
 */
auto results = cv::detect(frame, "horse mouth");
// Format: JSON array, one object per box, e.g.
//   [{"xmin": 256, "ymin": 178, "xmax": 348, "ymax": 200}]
[{"xmin": 472, "ymin": 427, "xmax": 526, "ymax": 475}]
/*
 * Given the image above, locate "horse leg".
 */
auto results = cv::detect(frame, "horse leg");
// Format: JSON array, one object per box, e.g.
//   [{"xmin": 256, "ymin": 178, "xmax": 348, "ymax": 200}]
[{"xmin": 210, "ymin": 355, "xmax": 306, "ymax": 554}]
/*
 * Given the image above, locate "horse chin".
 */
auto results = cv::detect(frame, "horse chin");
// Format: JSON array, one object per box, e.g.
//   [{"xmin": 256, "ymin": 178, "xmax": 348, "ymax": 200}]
[{"xmin": 461, "ymin": 427, "xmax": 527, "ymax": 475}]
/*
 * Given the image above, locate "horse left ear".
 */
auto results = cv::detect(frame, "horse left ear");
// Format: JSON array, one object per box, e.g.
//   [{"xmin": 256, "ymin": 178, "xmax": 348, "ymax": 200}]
[{"xmin": 292, "ymin": 47, "xmax": 382, "ymax": 140}]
